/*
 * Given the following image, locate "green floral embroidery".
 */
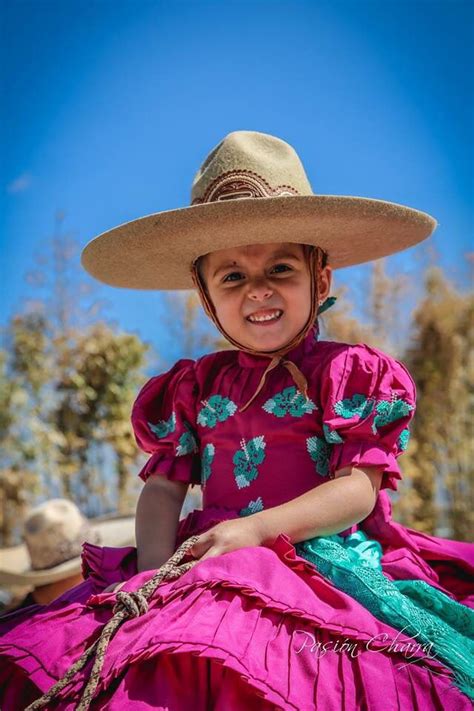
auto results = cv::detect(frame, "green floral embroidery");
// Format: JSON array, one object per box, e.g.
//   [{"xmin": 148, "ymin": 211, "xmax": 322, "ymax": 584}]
[
  {"xmin": 201, "ymin": 443, "xmax": 215, "ymax": 484},
  {"xmin": 239, "ymin": 496, "xmax": 264, "ymax": 517},
  {"xmin": 262, "ymin": 386, "xmax": 317, "ymax": 418},
  {"xmin": 148, "ymin": 412, "xmax": 176, "ymax": 439},
  {"xmin": 323, "ymin": 423, "xmax": 344, "ymax": 444},
  {"xmin": 398, "ymin": 427, "xmax": 411, "ymax": 452},
  {"xmin": 197, "ymin": 395, "xmax": 237, "ymax": 428},
  {"xmin": 307, "ymin": 436, "xmax": 332, "ymax": 477},
  {"xmin": 233, "ymin": 436, "xmax": 266, "ymax": 489},
  {"xmin": 372, "ymin": 397, "xmax": 414, "ymax": 435},
  {"xmin": 334, "ymin": 394, "xmax": 374, "ymax": 420},
  {"xmin": 176, "ymin": 426, "xmax": 198, "ymax": 457}
]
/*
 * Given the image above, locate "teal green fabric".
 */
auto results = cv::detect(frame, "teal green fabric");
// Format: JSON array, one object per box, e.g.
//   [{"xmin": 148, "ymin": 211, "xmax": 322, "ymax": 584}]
[
  {"xmin": 295, "ymin": 531, "xmax": 474, "ymax": 699},
  {"xmin": 317, "ymin": 296, "xmax": 337, "ymax": 316}
]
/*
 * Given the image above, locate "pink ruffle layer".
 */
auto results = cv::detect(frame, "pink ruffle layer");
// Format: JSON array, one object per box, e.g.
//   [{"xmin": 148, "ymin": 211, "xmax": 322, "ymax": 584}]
[{"xmin": 1, "ymin": 498, "xmax": 473, "ymax": 710}]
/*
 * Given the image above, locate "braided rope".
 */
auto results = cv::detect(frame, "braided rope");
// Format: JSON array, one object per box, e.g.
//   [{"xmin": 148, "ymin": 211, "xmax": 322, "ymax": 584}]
[{"xmin": 25, "ymin": 534, "xmax": 201, "ymax": 711}]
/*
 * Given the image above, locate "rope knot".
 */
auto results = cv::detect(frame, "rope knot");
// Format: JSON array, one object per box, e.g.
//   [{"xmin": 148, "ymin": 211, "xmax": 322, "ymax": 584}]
[
  {"xmin": 114, "ymin": 590, "xmax": 149, "ymax": 618},
  {"xmin": 24, "ymin": 533, "xmax": 203, "ymax": 710}
]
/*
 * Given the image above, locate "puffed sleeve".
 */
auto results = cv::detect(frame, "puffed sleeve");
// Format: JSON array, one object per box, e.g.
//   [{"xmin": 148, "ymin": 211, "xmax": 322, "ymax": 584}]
[
  {"xmin": 131, "ymin": 359, "xmax": 201, "ymax": 488},
  {"xmin": 320, "ymin": 344, "xmax": 416, "ymax": 491}
]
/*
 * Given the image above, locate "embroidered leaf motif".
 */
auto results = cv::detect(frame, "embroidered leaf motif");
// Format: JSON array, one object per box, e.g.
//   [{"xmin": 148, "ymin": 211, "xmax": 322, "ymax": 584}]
[
  {"xmin": 201, "ymin": 443, "xmax": 215, "ymax": 485},
  {"xmin": 148, "ymin": 412, "xmax": 176, "ymax": 439},
  {"xmin": 233, "ymin": 436, "xmax": 266, "ymax": 489},
  {"xmin": 176, "ymin": 426, "xmax": 198, "ymax": 456},
  {"xmin": 262, "ymin": 386, "xmax": 317, "ymax": 418},
  {"xmin": 334, "ymin": 394, "xmax": 374, "ymax": 420},
  {"xmin": 239, "ymin": 496, "xmax": 264, "ymax": 517},
  {"xmin": 197, "ymin": 395, "xmax": 237, "ymax": 428},
  {"xmin": 323, "ymin": 423, "xmax": 344, "ymax": 444},
  {"xmin": 397, "ymin": 428, "xmax": 411, "ymax": 452},
  {"xmin": 307, "ymin": 436, "xmax": 332, "ymax": 477},
  {"xmin": 372, "ymin": 397, "xmax": 414, "ymax": 435}
]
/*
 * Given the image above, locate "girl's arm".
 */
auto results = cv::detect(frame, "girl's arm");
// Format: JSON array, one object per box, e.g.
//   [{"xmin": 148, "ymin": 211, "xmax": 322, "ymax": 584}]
[
  {"xmin": 102, "ymin": 476, "xmax": 188, "ymax": 592},
  {"xmin": 136, "ymin": 475, "xmax": 189, "ymax": 572},
  {"xmin": 251, "ymin": 466, "xmax": 384, "ymax": 546}
]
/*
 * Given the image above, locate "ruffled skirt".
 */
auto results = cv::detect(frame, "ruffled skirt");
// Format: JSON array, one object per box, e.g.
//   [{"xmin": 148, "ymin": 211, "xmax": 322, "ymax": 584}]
[{"xmin": 1, "ymin": 492, "xmax": 473, "ymax": 710}]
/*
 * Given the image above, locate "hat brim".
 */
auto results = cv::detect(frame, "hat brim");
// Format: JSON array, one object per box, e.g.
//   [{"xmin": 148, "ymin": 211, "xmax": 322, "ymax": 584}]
[
  {"xmin": 81, "ymin": 195, "xmax": 437, "ymax": 290},
  {"xmin": 0, "ymin": 516, "xmax": 135, "ymax": 587}
]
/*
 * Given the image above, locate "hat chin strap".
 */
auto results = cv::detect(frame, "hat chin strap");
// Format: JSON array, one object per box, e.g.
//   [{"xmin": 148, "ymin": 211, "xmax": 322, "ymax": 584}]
[{"xmin": 190, "ymin": 246, "xmax": 323, "ymax": 412}]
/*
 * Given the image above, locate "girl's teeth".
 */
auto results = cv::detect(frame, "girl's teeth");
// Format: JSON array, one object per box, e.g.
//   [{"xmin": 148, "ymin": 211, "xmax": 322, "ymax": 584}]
[{"xmin": 248, "ymin": 311, "xmax": 282, "ymax": 323}]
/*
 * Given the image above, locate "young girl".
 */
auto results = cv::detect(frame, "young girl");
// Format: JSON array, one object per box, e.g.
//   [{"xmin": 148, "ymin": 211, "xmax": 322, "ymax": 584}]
[{"xmin": 1, "ymin": 131, "xmax": 473, "ymax": 710}]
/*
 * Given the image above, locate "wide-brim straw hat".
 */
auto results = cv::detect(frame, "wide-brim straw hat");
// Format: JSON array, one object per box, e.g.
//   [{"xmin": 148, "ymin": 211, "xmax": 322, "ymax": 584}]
[
  {"xmin": 0, "ymin": 499, "xmax": 135, "ymax": 587},
  {"xmin": 81, "ymin": 130, "xmax": 437, "ymax": 290}
]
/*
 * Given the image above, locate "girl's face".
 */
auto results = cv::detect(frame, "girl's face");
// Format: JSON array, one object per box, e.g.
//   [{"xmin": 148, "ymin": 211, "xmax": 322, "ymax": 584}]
[{"xmin": 200, "ymin": 242, "xmax": 332, "ymax": 352}]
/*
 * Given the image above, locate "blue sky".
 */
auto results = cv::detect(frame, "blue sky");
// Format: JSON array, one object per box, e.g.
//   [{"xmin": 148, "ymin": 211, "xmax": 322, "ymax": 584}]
[{"xmin": 1, "ymin": 0, "xmax": 472, "ymax": 364}]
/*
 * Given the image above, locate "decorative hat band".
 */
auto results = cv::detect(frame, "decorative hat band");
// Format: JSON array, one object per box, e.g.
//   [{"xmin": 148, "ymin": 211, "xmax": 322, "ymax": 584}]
[{"xmin": 191, "ymin": 169, "xmax": 300, "ymax": 205}]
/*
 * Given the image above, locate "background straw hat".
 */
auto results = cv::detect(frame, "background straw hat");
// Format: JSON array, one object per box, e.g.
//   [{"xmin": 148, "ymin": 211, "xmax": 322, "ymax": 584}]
[
  {"xmin": 81, "ymin": 130, "xmax": 437, "ymax": 290},
  {"xmin": 0, "ymin": 499, "xmax": 135, "ymax": 586}
]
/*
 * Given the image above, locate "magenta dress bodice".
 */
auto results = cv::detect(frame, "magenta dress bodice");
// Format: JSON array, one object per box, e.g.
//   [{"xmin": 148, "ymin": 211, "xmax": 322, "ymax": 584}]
[{"xmin": 132, "ymin": 325, "xmax": 415, "ymax": 515}]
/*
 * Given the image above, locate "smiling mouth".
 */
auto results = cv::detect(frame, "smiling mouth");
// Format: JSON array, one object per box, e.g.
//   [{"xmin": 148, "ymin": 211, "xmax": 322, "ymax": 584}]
[{"xmin": 246, "ymin": 309, "xmax": 283, "ymax": 324}]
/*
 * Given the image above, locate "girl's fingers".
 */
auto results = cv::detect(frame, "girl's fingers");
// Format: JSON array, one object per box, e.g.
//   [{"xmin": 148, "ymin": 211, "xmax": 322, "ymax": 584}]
[{"xmin": 188, "ymin": 535, "xmax": 208, "ymax": 558}]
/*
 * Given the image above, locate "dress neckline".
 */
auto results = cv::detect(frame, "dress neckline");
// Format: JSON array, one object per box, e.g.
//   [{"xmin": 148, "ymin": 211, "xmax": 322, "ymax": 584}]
[{"xmin": 237, "ymin": 323, "xmax": 320, "ymax": 369}]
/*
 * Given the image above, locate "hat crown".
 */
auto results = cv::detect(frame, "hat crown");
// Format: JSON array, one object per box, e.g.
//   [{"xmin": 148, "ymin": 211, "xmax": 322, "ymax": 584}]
[
  {"xmin": 24, "ymin": 498, "xmax": 100, "ymax": 570},
  {"xmin": 81, "ymin": 129, "xmax": 437, "ymax": 291},
  {"xmin": 191, "ymin": 131, "xmax": 313, "ymax": 205}
]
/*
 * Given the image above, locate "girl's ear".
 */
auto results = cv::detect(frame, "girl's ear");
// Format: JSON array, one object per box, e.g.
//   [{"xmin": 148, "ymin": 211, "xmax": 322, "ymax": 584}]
[{"xmin": 318, "ymin": 265, "xmax": 333, "ymax": 301}]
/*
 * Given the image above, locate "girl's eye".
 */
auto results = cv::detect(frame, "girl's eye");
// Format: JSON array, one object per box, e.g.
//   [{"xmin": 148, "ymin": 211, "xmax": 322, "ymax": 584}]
[
  {"xmin": 223, "ymin": 272, "xmax": 244, "ymax": 283},
  {"xmin": 222, "ymin": 264, "xmax": 292, "ymax": 283},
  {"xmin": 273, "ymin": 264, "xmax": 291, "ymax": 270}
]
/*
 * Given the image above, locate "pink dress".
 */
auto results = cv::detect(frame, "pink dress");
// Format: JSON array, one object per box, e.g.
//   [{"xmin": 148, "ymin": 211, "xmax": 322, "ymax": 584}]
[{"xmin": 1, "ymin": 326, "xmax": 473, "ymax": 710}]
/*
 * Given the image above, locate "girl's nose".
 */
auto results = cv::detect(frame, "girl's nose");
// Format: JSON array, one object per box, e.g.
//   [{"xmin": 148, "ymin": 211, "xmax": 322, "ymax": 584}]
[{"xmin": 247, "ymin": 278, "xmax": 274, "ymax": 301}]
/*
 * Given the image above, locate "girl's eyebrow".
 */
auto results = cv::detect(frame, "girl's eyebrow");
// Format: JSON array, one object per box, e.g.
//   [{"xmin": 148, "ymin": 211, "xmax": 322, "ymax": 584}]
[{"xmin": 211, "ymin": 250, "xmax": 302, "ymax": 279}]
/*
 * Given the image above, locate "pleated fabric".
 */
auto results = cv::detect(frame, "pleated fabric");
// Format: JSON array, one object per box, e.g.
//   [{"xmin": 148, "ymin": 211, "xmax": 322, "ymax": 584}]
[{"xmin": 1, "ymin": 504, "xmax": 472, "ymax": 710}]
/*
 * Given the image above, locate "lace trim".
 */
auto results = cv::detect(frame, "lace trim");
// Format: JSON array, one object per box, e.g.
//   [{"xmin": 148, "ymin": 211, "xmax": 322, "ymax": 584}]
[{"xmin": 295, "ymin": 532, "xmax": 474, "ymax": 699}]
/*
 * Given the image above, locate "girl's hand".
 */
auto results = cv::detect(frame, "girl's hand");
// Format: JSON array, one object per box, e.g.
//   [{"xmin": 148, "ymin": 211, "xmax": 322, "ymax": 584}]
[{"xmin": 188, "ymin": 516, "xmax": 265, "ymax": 563}]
